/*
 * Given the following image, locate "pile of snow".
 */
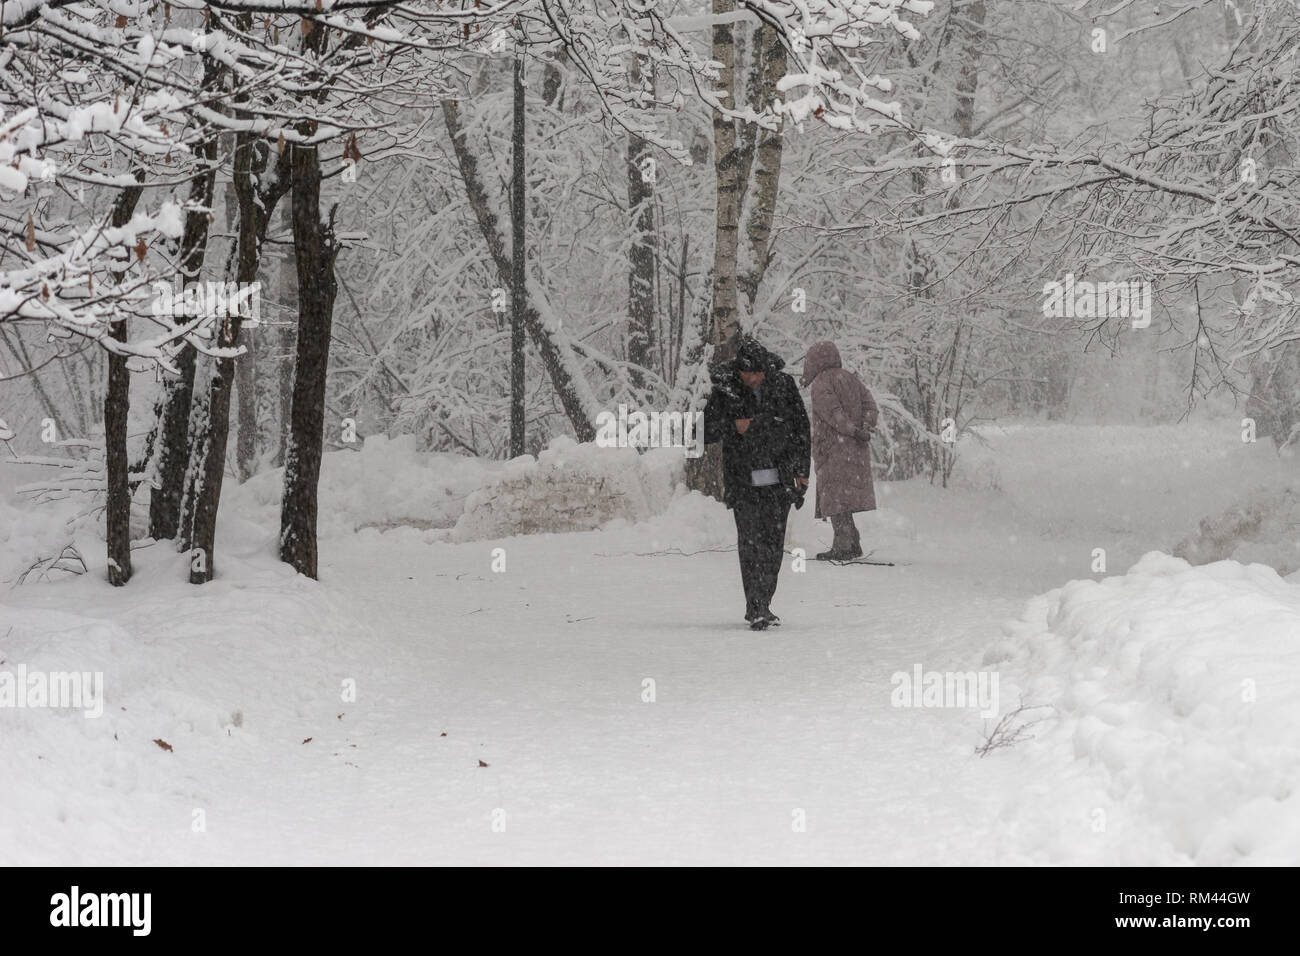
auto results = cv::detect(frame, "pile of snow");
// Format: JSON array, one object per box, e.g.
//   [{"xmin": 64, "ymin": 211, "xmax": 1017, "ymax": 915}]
[
  {"xmin": 229, "ymin": 434, "xmax": 501, "ymax": 538},
  {"xmin": 986, "ymin": 552, "xmax": 1300, "ymax": 864},
  {"xmin": 450, "ymin": 437, "xmax": 685, "ymax": 543},
  {"xmin": 1173, "ymin": 485, "xmax": 1300, "ymax": 575}
]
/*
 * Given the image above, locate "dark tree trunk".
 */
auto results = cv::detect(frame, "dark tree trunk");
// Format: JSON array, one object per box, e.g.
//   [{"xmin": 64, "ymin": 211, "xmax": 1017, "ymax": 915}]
[
  {"xmin": 104, "ymin": 184, "xmax": 144, "ymax": 587},
  {"xmin": 104, "ymin": 181, "xmax": 145, "ymax": 585},
  {"xmin": 105, "ymin": 322, "xmax": 133, "ymax": 586},
  {"xmin": 105, "ymin": 178, "xmax": 145, "ymax": 582},
  {"xmin": 510, "ymin": 55, "xmax": 526, "ymax": 458},
  {"xmin": 279, "ymin": 141, "xmax": 338, "ymax": 579}
]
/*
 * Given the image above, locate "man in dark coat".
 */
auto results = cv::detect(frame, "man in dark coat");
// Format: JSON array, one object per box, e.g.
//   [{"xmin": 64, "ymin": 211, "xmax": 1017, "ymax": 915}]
[
  {"xmin": 800, "ymin": 340, "xmax": 879, "ymax": 560},
  {"xmin": 703, "ymin": 336, "xmax": 811, "ymax": 630}
]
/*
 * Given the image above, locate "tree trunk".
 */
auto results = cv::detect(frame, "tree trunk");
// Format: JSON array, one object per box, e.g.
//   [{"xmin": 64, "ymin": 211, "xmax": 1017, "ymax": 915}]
[
  {"xmin": 105, "ymin": 182, "xmax": 145, "ymax": 587},
  {"xmin": 627, "ymin": 131, "xmax": 657, "ymax": 383},
  {"xmin": 626, "ymin": 50, "xmax": 658, "ymax": 386},
  {"xmin": 149, "ymin": 136, "xmax": 216, "ymax": 541},
  {"xmin": 232, "ymin": 166, "xmax": 259, "ymax": 482},
  {"xmin": 691, "ymin": 3, "xmax": 760, "ymax": 502},
  {"xmin": 739, "ymin": 23, "xmax": 785, "ymax": 312},
  {"xmin": 188, "ymin": 131, "xmax": 262, "ymax": 583},
  {"xmin": 279, "ymin": 141, "xmax": 339, "ymax": 579},
  {"xmin": 510, "ymin": 54, "xmax": 526, "ymax": 458},
  {"xmin": 235, "ymin": 323, "xmax": 258, "ymax": 479},
  {"xmin": 953, "ymin": 1, "xmax": 986, "ymax": 142},
  {"xmin": 710, "ymin": 0, "xmax": 744, "ymax": 351}
]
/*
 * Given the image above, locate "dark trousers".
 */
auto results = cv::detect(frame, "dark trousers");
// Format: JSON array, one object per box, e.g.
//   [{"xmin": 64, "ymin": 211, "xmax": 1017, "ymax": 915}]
[
  {"xmin": 732, "ymin": 486, "xmax": 791, "ymax": 617},
  {"xmin": 830, "ymin": 512, "xmax": 861, "ymax": 552}
]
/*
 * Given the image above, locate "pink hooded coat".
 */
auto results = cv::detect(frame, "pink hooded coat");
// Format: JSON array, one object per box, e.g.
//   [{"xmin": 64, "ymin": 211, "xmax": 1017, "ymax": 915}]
[{"xmin": 800, "ymin": 341, "xmax": 878, "ymax": 519}]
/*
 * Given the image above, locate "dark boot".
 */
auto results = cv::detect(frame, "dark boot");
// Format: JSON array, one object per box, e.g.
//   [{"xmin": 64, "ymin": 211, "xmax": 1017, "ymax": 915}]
[{"xmin": 829, "ymin": 513, "xmax": 860, "ymax": 550}]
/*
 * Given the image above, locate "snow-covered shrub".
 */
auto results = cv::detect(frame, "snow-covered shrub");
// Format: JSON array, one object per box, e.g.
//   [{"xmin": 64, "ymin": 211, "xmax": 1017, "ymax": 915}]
[{"xmin": 450, "ymin": 437, "xmax": 685, "ymax": 542}]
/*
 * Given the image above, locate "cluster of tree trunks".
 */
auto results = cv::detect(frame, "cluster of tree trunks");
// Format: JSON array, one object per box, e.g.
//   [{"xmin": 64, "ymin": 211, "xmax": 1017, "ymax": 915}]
[{"xmin": 105, "ymin": 127, "xmax": 333, "ymax": 585}]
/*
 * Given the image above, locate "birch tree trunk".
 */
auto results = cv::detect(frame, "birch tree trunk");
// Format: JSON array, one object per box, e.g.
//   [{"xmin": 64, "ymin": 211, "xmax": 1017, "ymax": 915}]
[{"xmin": 739, "ymin": 23, "xmax": 786, "ymax": 313}]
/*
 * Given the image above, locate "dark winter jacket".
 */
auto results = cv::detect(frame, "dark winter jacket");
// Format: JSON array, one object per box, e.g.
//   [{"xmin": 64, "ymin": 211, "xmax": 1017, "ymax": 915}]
[
  {"xmin": 800, "ymin": 340, "xmax": 879, "ymax": 518},
  {"xmin": 703, "ymin": 339, "xmax": 812, "ymax": 509}
]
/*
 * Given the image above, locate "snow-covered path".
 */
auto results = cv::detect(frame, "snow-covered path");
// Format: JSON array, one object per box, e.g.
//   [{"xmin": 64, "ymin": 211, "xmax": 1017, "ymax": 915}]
[
  {"xmin": 4, "ymin": 423, "xmax": 1296, "ymax": 865},
  {"xmin": 1, "ymin": 485, "xmax": 1045, "ymax": 865},
  {"xmin": 308, "ymin": 516, "xmax": 1028, "ymax": 865}
]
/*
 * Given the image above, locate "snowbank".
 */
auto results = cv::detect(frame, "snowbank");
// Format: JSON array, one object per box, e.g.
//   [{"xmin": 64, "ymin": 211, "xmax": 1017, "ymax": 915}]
[
  {"xmin": 229, "ymin": 434, "xmax": 502, "ymax": 538},
  {"xmin": 987, "ymin": 552, "xmax": 1300, "ymax": 864},
  {"xmin": 228, "ymin": 434, "xmax": 692, "ymax": 545},
  {"xmin": 450, "ymin": 437, "xmax": 685, "ymax": 542}
]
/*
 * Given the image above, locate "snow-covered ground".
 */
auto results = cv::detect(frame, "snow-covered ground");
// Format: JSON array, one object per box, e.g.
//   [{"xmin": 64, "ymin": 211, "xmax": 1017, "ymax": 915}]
[{"xmin": 2, "ymin": 421, "xmax": 1297, "ymax": 864}]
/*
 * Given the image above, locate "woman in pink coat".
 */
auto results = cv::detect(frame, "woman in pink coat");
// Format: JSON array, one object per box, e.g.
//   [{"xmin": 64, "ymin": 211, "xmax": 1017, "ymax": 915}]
[{"xmin": 800, "ymin": 341, "xmax": 879, "ymax": 560}]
